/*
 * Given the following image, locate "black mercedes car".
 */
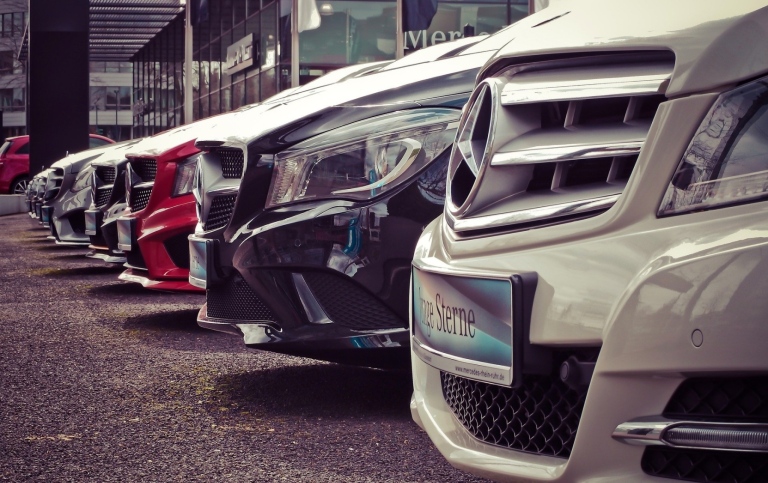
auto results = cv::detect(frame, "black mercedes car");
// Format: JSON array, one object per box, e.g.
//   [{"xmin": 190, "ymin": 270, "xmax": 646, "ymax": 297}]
[{"xmin": 189, "ymin": 34, "xmax": 506, "ymax": 368}]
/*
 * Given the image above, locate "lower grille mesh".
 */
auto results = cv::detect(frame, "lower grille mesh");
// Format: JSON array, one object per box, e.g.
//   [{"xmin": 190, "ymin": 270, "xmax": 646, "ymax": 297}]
[
  {"xmin": 303, "ymin": 271, "xmax": 406, "ymax": 330},
  {"xmin": 664, "ymin": 377, "xmax": 768, "ymax": 422},
  {"xmin": 207, "ymin": 274, "xmax": 277, "ymax": 321},
  {"xmin": 203, "ymin": 194, "xmax": 237, "ymax": 230},
  {"xmin": 642, "ymin": 447, "xmax": 768, "ymax": 483},
  {"xmin": 130, "ymin": 186, "xmax": 152, "ymax": 211},
  {"xmin": 441, "ymin": 372, "xmax": 586, "ymax": 458},
  {"xmin": 95, "ymin": 187, "xmax": 113, "ymax": 207}
]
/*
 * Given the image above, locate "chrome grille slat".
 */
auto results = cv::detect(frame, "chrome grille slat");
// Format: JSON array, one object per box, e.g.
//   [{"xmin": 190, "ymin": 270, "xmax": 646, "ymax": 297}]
[{"xmin": 448, "ymin": 52, "xmax": 672, "ymax": 235}]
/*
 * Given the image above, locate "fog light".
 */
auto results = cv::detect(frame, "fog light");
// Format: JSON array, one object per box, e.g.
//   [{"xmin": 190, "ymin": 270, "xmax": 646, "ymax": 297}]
[{"xmin": 663, "ymin": 426, "xmax": 768, "ymax": 452}]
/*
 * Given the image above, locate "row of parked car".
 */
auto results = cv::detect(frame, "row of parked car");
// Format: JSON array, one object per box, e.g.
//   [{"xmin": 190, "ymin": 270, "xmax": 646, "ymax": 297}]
[{"xmin": 22, "ymin": 1, "xmax": 768, "ymax": 481}]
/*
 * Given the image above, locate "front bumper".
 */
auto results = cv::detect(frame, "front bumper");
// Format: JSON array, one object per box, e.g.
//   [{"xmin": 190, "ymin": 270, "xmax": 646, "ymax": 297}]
[
  {"xmin": 116, "ymin": 196, "xmax": 202, "ymax": 293},
  {"xmin": 198, "ymin": 302, "xmax": 410, "ymax": 369},
  {"xmin": 411, "ymin": 204, "xmax": 768, "ymax": 481}
]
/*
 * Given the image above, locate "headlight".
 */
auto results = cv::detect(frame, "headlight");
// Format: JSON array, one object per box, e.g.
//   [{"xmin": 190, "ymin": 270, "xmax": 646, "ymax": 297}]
[
  {"xmin": 172, "ymin": 155, "xmax": 199, "ymax": 197},
  {"xmin": 659, "ymin": 76, "xmax": 768, "ymax": 216},
  {"xmin": 71, "ymin": 166, "xmax": 94, "ymax": 192},
  {"xmin": 267, "ymin": 109, "xmax": 459, "ymax": 208}
]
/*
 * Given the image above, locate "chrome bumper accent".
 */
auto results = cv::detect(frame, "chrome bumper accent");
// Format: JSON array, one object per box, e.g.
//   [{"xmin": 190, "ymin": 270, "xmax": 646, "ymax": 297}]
[{"xmin": 613, "ymin": 417, "xmax": 768, "ymax": 452}]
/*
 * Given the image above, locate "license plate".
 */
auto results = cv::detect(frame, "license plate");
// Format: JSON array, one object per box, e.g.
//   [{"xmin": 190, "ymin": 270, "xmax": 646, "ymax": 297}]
[
  {"xmin": 189, "ymin": 237, "xmax": 210, "ymax": 289},
  {"xmin": 117, "ymin": 218, "xmax": 132, "ymax": 252},
  {"xmin": 412, "ymin": 266, "xmax": 513, "ymax": 386},
  {"xmin": 85, "ymin": 210, "xmax": 98, "ymax": 236}
]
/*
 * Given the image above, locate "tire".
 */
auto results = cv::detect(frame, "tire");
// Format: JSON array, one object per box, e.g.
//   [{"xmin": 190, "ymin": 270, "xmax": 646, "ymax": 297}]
[{"xmin": 10, "ymin": 177, "xmax": 29, "ymax": 195}]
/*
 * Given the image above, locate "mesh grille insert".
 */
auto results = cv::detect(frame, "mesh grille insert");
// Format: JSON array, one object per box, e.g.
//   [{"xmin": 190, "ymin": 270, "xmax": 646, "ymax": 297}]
[
  {"xmin": 95, "ymin": 165, "xmax": 116, "ymax": 184},
  {"xmin": 218, "ymin": 148, "xmax": 245, "ymax": 179},
  {"xmin": 131, "ymin": 159, "xmax": 157, "ymax": 182},
  {"xmin": 664, "ymin": 377, "xmax": 768, "ymax": 422},
  {"xmin": 203, "ymin": 194, "xmax": 237, "ymax": 231},
  {"xmin": 207, "ymin": 274, "xmax": 277, "ymax": 321},
  {"xmin": 642, "ymin": 446, "xmax": 768, "ymax": 483},
  {"xmin": 303, "ymin": 271, "xmax": 406, "ymax": 330},
  {"xmin": 95, "ymin": 187, "xmax": 113, "ymax": 208},
  {"xmin": 130, "ymin": 186, "xmax": 152, "ymax": 211},
  {"xmin": 441, "ymin": 372, "xmax": 586, "ymax": 458}
]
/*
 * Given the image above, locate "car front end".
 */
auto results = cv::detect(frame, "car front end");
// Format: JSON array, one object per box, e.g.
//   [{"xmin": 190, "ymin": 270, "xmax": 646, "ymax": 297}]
[
  {"xmin": 410, "ymin": 1, "xmax": 768, "ymax": 481},
  {"xmin": 191, "ymin": 36, "xmax": 511, "ymax": 369}
]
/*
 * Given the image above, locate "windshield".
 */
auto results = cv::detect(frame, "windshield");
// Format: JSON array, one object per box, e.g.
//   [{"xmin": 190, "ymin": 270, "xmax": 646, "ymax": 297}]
[{"xmin": 0, "ymin": 141, "xmax": 11, "ymax": 155}]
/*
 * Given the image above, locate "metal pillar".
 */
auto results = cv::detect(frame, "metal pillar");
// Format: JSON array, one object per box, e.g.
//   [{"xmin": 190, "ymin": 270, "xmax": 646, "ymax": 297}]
[
  {"xmin": 184, "ymin": 3, "xmax": 194, "ymax": 124},
  {"xmin": 28, "ymin": 0, "xmax": 90, "ymax": 174}
]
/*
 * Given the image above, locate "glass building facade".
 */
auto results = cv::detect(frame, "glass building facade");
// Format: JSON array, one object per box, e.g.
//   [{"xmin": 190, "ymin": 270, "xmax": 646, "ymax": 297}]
[{"xmin": 132, "ymin": 0, "xmax": 530, "ymax": 136}]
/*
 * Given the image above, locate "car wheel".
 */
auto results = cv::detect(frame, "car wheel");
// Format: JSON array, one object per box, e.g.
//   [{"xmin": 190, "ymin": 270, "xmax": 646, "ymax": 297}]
[{"xmin": 11, "ymin": 177, "xmax": 29, "ymax": 195}]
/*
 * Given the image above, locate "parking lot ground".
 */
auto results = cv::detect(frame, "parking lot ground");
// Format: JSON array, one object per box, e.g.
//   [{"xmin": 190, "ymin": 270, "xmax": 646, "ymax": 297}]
[{"xmin": 0, "ymin": 214, "xmax": 491, "ymax": 482}]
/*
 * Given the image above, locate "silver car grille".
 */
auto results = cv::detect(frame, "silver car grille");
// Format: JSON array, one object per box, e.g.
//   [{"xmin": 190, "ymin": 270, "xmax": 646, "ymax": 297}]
[
  {"xmin": 446, "ymin": 52, "xmax": 673, "ymax": 235},
  {"xmin": 126, "ymin": 158, "xmax": 156, "ymax": 212},
  {"xmin": 93, "ymin": 165, "xmax": 118, "ymax": 208},
  {"xmin": 218, "ymin": 148, "xmax": 245, "ymax": 179}
]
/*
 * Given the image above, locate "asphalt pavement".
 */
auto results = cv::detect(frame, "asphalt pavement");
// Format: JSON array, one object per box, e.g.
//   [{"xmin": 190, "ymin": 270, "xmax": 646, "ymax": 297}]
[{"xmin": 0, "ymin": 213, "xmax": 491, "ymax": 482}]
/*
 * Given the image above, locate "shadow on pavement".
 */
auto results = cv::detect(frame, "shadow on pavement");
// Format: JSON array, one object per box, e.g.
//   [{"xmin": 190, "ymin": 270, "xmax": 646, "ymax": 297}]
[
  {"xmin": 213, "ymin": 363, "xmax": 413, "ymax": 420},
  {"xmin": 89, "ymin": 282, "xmax": 165, "ymax": 297},
  {"xmin": 124, "ymin": 309, "xmax": 205, "ymax": 332},
  {"xmin": 38, "ymin": 265, "xmax": 122, "ymax": 277}
]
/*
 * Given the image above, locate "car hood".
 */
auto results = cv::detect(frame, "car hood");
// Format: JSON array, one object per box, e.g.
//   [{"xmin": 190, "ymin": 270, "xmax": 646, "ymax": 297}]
[
  {"xmin": 195, "ymin": 48, "xmax": 499, "ymax": 152},
  {"xmin": 482, "ymin": 0, "xmax": 768, "ymax": 97},
  {"xmin": 50, "ymin": 139, "xmax": 143, "ymax": 173}
]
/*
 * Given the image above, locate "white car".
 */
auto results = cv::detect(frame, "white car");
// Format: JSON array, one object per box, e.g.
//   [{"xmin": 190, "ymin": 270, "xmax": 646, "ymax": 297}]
[{"xmin": 410, "ymin": 1, "xmax": 768, "ymax": 482}]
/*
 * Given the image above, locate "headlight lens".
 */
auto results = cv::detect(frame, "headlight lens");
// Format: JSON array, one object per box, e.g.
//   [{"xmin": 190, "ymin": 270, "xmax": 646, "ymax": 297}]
[
  {"xmin": 71, "ymin": 165, "xmax": 93, "ymax": 192},
  {"xmin": 267, "ymin": 109, "xmax": 459, "ymax": 208},
  {"xmin": 659, "ymin": 76, "xmax": 768, "ymax": 216},
  {"xmin": 172, "ymin": 155, "xmax": 199, "ymax": 197}
]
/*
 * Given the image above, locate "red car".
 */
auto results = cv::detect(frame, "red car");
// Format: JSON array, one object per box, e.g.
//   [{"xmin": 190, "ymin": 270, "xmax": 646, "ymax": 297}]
[
  {"xmin": 117, "ymin": 138, "xmax": 202, "ymax": 292},
  {"xmin": 0, "ymin": 134, "xmax": 114, "ymax": 194}
]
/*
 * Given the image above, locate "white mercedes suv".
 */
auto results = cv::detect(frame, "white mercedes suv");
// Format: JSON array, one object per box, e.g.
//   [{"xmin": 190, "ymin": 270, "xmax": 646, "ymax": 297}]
[{"xmin": 410, "ymin": 1, "xmax": 768, "ymax": 481}]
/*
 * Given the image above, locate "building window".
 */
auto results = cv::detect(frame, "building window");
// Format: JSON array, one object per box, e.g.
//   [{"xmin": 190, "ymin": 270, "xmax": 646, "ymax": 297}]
[
  {"xmin": 0, "ymin": 12, "xmax": 24, "ymax": 38},
  {"xmin": 91, "ymin": 86, "xmax": 132, "ymax": 111},
  {"xmin": 0, "ymin": 88, "xmax": 25, "ymax": 111}
]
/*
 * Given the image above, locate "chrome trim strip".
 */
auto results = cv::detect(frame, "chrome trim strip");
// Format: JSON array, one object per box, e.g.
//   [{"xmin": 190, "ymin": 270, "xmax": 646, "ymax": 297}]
[
  {"xmin": 447, "ymin": 194, "xmax": 619, "ymax": 233},
  {"xmin": 188, "ymin": 274, "xmax": 206, "ymax": 290},
  {"xmin": 491, "ymin": 140, "xmax": 643, "ymax": 165},
  {"xmin": 292, "ymin": 273, "xmax": 332, "ymax": 325},
  {"xmin": 613, "ymin": 417, "xmax": 768, "ymax": 453},
  {"xmin": 118, "ymin": 270, "xmax": 160, "ymax": 288},
  {"xmin": 501, "ymin": 73, "xmax": 670, "ymax": 105},
  {"xmin": 86, "ymin": 251, "xmax": 126, "ymax": 264}
]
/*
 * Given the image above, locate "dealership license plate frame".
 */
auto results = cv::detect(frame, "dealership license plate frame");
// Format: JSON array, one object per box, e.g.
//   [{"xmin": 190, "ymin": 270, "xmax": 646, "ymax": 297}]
[
  {"xmin": 116, "ymin": 218, "xmax": 133, "ymax": 252},
  {"xmin": 84, "ymin": 210, "xmax": 99, "ymax": 236},
  {"xmin": 412, "ymin": 265, "xmax": 529, "ymax": 387},
  {"xmin": 188, "ymin": 236, "xmax": 213, "ymax": 290}
]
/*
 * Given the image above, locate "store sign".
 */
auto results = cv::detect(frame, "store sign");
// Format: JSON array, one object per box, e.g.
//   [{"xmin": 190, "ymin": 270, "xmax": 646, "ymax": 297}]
[
  {"xmin": 404, "ymin": 30, "xmax": 489, "ymax": 51},
  {"xmin": 226, "ymin": 34, "xmax": 254, "ymax": 75}
]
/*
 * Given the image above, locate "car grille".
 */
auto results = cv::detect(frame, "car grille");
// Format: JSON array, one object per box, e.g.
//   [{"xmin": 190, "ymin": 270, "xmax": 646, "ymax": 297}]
[
  {"xmin": 218, "ymin": 148, "xmax": 245, "ymax": 179},
  {"xmin": 131, "ymin": 159, "xmax": 157, "ymax": 182},
  {"xmin": 642, "ymin": 447, "xmax": 768, "ymax": 483},
  {"xmin": 95, "ymin": 165, "xmax": 116, "ymax": 184},
  {"xmin": 303, "ymin": 271, "xmax": 406, "ymax": 330},
  {"xmin": 203, "ymin": 194, "xmax": 237, "ymax": 231},
  {"xmin": 640, "ymin": 376, "xmax": 768, "ymax": 482},
  {"xmin": 664, "ymin": 376, "xmax": 768, "ymax": 422},
  {"xmin": 129, "ymin": 186, "xmax": 152, "ymax": 211},
  {"xmin": 207, "ymin": 274, "xmax": 277, "ymax": 321},
  {"xmin": 441, "ymin": 372, "xmax": 586, "ymax": 458},
  {"xmin": 447, "ymin": 51, "xmax": 673, "ymax": 236},
  {"xmin": 95, "ymin": 187, "xmax": 113, "ymax": 207}
]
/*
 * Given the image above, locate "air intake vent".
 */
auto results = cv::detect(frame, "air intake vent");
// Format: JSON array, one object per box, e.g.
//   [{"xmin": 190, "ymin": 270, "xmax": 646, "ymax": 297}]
[
  {"xmin": 129, "ymin": 185, "xmax": 152, "ymax": 211},
  {"xmin": 203, "ymin": 194, "xmax": 237, "ymax": 230},
  {"xmin": 131, "ymin": 159, "xmax": 157, "ymax": 182},
  {"xmin": 95, "ymin": 187, "xmax": 113, "ymax": 207},
  {"xmin": 642, "ymin": 447, "xmax": 768, "ymax": 483},
  {"xmin": 207, "ymin": 274, "xmax": 277, "ymax": 321},
  {"xmin": 218, "ymin": 148, "xmax": 245, "ymax": 179},
  {"xmin": 664, "ymin": 377, "xmax": 768, "ymax": 422},
  {"xmin": 447, "ymin": 52, "xmax": 672, "ymax": 236},
  {"xmin": 95, "ymin": 165, "xmax": 116, "ymax": 184},
  {"xmin": 441, "ymin": 372, "xmax": 586, "ymax": 458},
  {"xmin": 303, "ymin": 271, "xmax": 406, "ymax": 330}
]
